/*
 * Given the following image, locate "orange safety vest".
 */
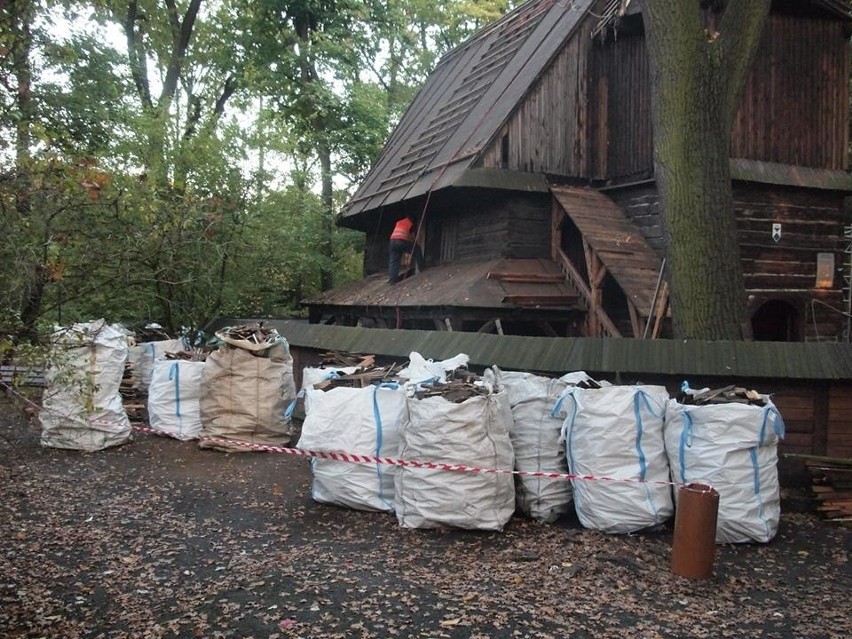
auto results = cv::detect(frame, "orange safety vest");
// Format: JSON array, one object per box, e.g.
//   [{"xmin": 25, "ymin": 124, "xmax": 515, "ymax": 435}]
[{"xmin": 390, "ymin": 217, "xmax": 414, "ymax": 241}]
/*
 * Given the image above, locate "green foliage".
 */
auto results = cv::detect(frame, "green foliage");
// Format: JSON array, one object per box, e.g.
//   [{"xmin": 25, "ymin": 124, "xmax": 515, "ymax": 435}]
[{"xmin": 0, "ymin": 0, "xmax": 514, "ymax": 341}]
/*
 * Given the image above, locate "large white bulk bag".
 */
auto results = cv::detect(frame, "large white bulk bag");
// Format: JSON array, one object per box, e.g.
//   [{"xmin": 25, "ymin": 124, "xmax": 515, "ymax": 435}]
[
  {"xmin": 497, "ymin": 370, "xmax": 585, "ymax": 523},
  {"xmin": 127, "ymin": 338, "xmax": 189, "ymax": 391},
  {"xmin": 300, "ymin": 366, "xmax": 358, "ymax": 415},
  {"xmin": 40, "ymin": 319, "xmax": 132, "ymax": 451},
  {"xmin": 665, "ymin": 398, "xmax": 785, "ymax": 543},
  {"xmin": 395, "ymin": 389, "xmax": 515, "ymax": 531},
  {"xmin": 558, "ymin": 385, "xmax": 673, "ymax": 533},
  {"xmin": 199, "ymin": 338, "xmax": 296, "ymax": 451},
  {"xmin": 147, "ymin": 359, "xmax": 205, "ymax": 440},
  {"xmin": 297, "ymin": 383, "xmax": 406, "ymax": 512}
]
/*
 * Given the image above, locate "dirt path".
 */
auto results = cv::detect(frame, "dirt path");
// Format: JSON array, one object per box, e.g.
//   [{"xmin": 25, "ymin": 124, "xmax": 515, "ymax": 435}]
[{"xmin": 1, "ymin": 417, "xmax": 851, "ymax": 639}]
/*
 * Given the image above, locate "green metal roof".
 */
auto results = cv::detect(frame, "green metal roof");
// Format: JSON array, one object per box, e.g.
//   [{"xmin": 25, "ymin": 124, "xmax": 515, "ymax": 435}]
[{"xmin": 220, "ymin": 320, "xmax": 852, "ymax": 381}]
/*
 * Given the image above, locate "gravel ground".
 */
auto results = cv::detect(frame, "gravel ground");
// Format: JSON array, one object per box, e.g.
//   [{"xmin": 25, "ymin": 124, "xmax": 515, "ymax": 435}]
[{"xmin": 1, "ymin": 413, "xmax": 851, "ymax": 639}]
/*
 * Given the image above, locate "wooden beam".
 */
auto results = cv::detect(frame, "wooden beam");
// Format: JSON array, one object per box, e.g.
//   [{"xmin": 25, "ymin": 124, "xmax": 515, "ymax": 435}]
[
  {"xmin": 502, "ymin": 295, "xmax": 576, "ymax": 306},
  {"xmin": 627, "ymin": 301, "xmax": 641, "ymax": 338},
  {"xmin": 477, "ymin": 319, "xmax": 496, "ymax": 334},
  {"xmin": 555, "ymin": 248, "xmax": 621, "ymax": 337},
  {"xmin": 487, "ymin": 272, "xmax": 566, "ymax": 283},
  {"xmin": 651, "ymin": 281, "xmax": 670, "ymax": 339}
]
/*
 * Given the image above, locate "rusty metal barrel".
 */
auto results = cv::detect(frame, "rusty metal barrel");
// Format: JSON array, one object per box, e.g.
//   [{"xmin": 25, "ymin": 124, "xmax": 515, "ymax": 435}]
[{"xmin": 671, "ymin": 482, "xmax": 720, "ymax": 579}]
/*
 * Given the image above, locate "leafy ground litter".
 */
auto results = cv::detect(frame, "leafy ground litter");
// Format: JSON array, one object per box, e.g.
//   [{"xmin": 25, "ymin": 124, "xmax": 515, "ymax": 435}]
[{"xmin": 1, "ymin": 412, "xmax": 850, "ymax": 639}]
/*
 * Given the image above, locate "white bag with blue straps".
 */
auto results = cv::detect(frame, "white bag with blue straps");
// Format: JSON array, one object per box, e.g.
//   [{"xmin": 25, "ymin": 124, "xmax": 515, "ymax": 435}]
[
  {"xmin": 556, "ymin": 385, "xmax": 673, "ymax": 533},
  {"xmin": 665, "ymin": 396, "xmax": 784, "ymax": 543},
  {"xmin": 147, "ymin": 359, "xmax": 205, "ymax": 440},
  {"xmin": 395, "ymin": 386, "xmax": 515, "ymax": 531},
  {"xmin": 128, "ymin": 338, "xmax": 189, "ymax": 391},
  {"xmin": 497, "ymin": 370, "xmax": 589, "ymax": 523},
  {"xmin": 297, "ymin": 383, "xmax": 406, "ymax": 513}
]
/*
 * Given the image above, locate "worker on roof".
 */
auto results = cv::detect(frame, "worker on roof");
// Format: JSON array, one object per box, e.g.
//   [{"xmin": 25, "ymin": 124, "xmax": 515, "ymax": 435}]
[{"xmin": 388, "ymin": 212, "xmax": 424, "ymax": 284}]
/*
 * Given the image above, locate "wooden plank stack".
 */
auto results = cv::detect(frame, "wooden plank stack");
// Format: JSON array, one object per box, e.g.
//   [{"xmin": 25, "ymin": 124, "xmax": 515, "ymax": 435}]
[
  {"xmin": 311, "ymin": 350, "xmax": 402, "ymax": 390},
  {"xmin": 676, "ymin": 384, "xmax": 767, "ymax": 407},
  {"xmin": 807, "ymin": 457, "xmax": 852, "ymax": 526}
]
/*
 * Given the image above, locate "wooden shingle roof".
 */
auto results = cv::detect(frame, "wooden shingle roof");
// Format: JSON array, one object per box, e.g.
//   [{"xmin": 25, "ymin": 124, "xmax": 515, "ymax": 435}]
[{"xmin": 342, "ymin": 0, "xmax": 596, "ymax": 222}]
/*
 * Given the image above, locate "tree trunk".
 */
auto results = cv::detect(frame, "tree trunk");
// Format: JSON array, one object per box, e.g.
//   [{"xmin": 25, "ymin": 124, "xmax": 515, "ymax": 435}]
[
  {"xmin": 318, "ymin": 138, "xmax": 335, "ymax": 292},
  {"xmin": 643, "ymin": 0, "xmax": 770, "ymax": 340},
  {"xmin": 5, "ymin": 0, "xmax": 42, "ymax": 342}
]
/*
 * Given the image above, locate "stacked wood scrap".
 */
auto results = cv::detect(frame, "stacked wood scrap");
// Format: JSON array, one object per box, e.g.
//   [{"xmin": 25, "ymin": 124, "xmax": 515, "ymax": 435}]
[
  {"xmin": 311, "ymin": 350, "xmax": 402, "ymax": 390},
  {"xmin": 217, "ymin": 322, "xmax": 279, "ymax": 346},
  {"xmin": 676, "ymin": 384, "xmax": 767, "ymax": 406},
  {"xmin": 317, "ymin": 350, "xmax": 376, "ymax": 369},
  {"xmin": 412, "ymin": 367, "xmax": 491, "ymax": 404},
  {"xmin": 806, "ymin": 457, "xmax": 852, "ymax": 526},
  {"xmin": 164, "ymin": 348, "xmax": 208, "ymax": 361}
]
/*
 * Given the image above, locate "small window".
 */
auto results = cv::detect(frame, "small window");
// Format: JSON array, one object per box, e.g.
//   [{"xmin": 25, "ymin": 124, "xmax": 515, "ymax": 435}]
[{"xmin": 500, "ymin": 133, "xmax": 510, "ymax": 168}]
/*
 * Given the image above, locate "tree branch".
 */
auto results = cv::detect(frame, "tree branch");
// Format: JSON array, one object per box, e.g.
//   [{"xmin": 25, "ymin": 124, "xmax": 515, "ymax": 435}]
[
  {"xmin": 124, "ymin": 0, "xmax": 152, "ymax": 109},
  {"xmin": 159, "ymin": 0, "xmax": 202, "ymax": 107}
]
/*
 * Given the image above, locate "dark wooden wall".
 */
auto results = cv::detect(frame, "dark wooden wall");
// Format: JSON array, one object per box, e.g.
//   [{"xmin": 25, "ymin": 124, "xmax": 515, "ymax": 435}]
[
  {"xmin": 478, "ymin": 12, "xmax": 595, "ymax": 176},
  {"xmin": 731, "ymin": 12, "xmax": 849, "ymax": 170},
  {"xmin": 360, "ymin": 191, "xmax": 551, "ymax": 275},
  {"xmin": 607, "ymin": 182, "xmax": 849, "ymax": 341},
  {"xmin": 498, "ymin": 9, "xmax": 851, "ymax": 183}
]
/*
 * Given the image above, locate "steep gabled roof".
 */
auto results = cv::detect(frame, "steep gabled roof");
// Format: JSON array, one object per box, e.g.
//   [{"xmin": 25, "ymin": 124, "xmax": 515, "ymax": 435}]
[{"xmin": 342, "ymin": 0, "xmax": 596, "ymax": 222}]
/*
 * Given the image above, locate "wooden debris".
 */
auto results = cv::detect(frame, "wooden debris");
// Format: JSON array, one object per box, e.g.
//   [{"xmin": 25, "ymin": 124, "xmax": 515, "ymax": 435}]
[
  {"xmin": 164, "ymin": 348, "xmax": 208, "ymax": 362},
  {"xmin": 677, "ymin": 385, "xmax": 767, "ymax": 406},
  {"xmin": 413, "ymin": 380, "xmax": 490, "ymax": 403},
  {"xmin": 805, "ymin": 456, "xmax": 852, "ymax": 526},
  {"xmin": 218, "ymin": 322, "xmax": 277, "ymax": 345},
  {"xmin": 317, "ymin": 350, "xmax": 376, "ymax": 369}
]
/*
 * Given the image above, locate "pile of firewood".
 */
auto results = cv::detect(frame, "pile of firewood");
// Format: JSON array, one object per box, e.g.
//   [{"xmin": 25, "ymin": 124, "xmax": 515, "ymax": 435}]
[
  {"xmin": 412, "ymin": 368, "xmax": 492, "ymax": 404},
  {"xmin": 164, "ymin": 348, "xmax": 208, "ymax": 361},
  {"xmin": 310, "ymin": 350, "xmax": 403, "ymax": 390},
  {"xmin": 807, "ymin": 457, "xmax": 852, "ymax": 526},
  {"xmin": 217, "ymin": 322, "xmax": 280, "ymax": 347},
  {"xmin": 676, "ymin": 384, "xmax": 767, "ymax": 407}
]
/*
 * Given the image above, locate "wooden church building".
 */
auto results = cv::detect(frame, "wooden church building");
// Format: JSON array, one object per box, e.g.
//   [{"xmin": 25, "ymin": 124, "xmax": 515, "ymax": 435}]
[{"xmin": 305, "ymin": 0, "xmax": 852, "ymax": 341}]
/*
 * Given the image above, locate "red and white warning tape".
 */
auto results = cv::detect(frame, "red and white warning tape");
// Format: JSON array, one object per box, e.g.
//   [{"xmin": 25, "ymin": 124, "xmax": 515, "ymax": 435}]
[
  {"xmin": 0, "ymin": 380, "xmax": 679, "ymax": 488},
  {"xmin": 133, "ymin": 424, "xmax": 679, "ymax": 487}
]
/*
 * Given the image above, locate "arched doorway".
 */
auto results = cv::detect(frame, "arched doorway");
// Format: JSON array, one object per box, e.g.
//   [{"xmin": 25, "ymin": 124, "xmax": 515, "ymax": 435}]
[{"xmin": 751, "ymin": 299, "xmax": 800, "ymax": 342}]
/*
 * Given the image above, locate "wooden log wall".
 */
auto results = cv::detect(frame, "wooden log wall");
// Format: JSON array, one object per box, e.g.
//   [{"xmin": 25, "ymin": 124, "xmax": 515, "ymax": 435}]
[
  {"xmin": 478, "ymin": 16, "xmax": 592, "ymax": 176},
  {"xmin": 731, "ymin": 13, "xmax": 849, "ymax": 171},
  {"xmin": 585, "ymin": 11, "xmax": 848, "ymax": 183},
  {"xmin": 589, "ymin": 31, "xmax": 654, "ymax": 181},
  {"xmin": 603, "ymin": 182, "xmax": 849, "ymax": 341}
]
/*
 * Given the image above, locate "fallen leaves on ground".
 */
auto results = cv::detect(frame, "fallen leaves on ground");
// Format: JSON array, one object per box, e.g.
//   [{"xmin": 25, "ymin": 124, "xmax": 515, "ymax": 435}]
[{"xmin": 1, "ymin": 414, "xmax": 850, "ymax": 639}]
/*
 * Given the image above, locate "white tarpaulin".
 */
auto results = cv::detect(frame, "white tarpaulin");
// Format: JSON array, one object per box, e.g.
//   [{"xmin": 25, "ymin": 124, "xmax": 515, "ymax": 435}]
[
  {"xmin": 40, "ymin": 319, "xmax": 132, "ymax": 451},
  {"xmin": 127, "ymin": 338, "xmax": 189, "ymax": 391},
  {"xmin": 199, "ymin": 338, "xmax": 296, "ymax": 451},
  {"xmin": 395, "ymin": 388, "xmax": 516, "ymax": 531},
  {"xmin": 557, "ymin": 385, "xmax": 673, "ymax": 533},
  {"xmin": 497, "ymin": 370, "xmax": 589, "ymax": 522},
  {"xmin": 147, "ymin": 359, "xmax": 205, "ymax": 441},
  {"xmin": 297, "ymin": 383, "xmax": 406, "ymax": 512},
  {"xmin": 665, "ymin": 397, "xmax": 785, "ymax": 543}
]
